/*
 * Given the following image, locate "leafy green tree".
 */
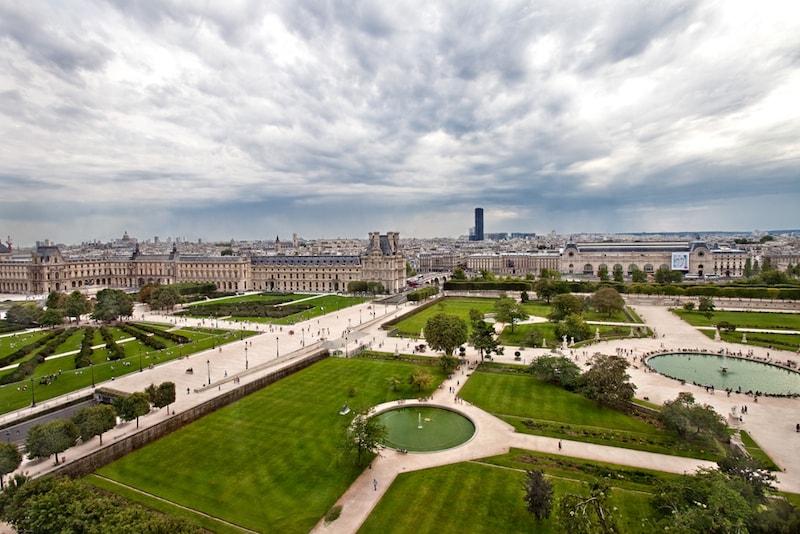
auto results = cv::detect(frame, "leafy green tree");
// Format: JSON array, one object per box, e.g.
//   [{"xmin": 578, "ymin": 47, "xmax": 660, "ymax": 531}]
[
  {"xmin": 578, "ymin": 355, "xmax": 635, "ymax": 409},
  {"xmin": 405, "ymin": 262, "xmax": 417, "ymax": 277},
  {"xmin": 555, "ymin": 314, "xmax": 592, "ymax": 343},
  {"xmin": 682, "ymin": 302, "xmax": 695, "ymax": 311},
  {"xmin": 424, "ymin": 313, "xmax": 467, "ymax": 356},
  {"xmin": 520, "ymin": 290, "xmax": 530, "ymax": 303},
  {"xmin": 469, "ymin": 320, "xmax": 499, "ymax": 361},
  {"xmin": 64, "ymin": 291, "xmax": 90, "ymax": 322},
  {"xmin": 717, "ymin": 450, "xmax": 776, "ymax": 501},
  {"xmin": 115, "ymin": 392, "xmax": 151, "ymax": 429},
  {"xmin": 557, "ymin": 479, "xmax": 619, "ymax": 534},
  {"xmin": 660, "ymin": 392, "xmax": 727, "ymax": 445},
  {"xmin": 0, "ymin": 442, "xmax": 22, "ymax": 490},
  {"xmin": 528, "ymin": 356, "xmax": 581, "ymax": 389},
  {"xmin": 39, "ymin": 307, "xmax": 65, "ymax": 327},
  {"xmin": 220, "ymin": 248, "xmax": 234, "ymax": 256},
  {"xmin": 524, "ymin": 470, "xmax": 553, "ymax": 520},
  {"xmin": 654, "ymin": 266, "xmax": 683, "ymax": 284},
  {"xmin": 344, "ymin": 409, "xmax": 387, "ymax": 466},
  {"xmin": 439, "ymin": 354, "xmax": 459, "ymax": 374},
  {"xmin": 478, "ymin": 269, "xmax": 495, "ymax": 281},
  {"xmin": 698, "ymin": 296, "xmax": 715, "ymax": 313},
  {"xmin": 540, "ymin": 268, "xmax": 560, "ymax": 280},
  {"xmin": 91, "ymin": 289, "xmax": 133, "ymax": 322},
  {"xmin": 597, "ymin": 265, "xmax": 609, "ymax": 281},
  {"xmin": 409, "ymin": 369, "xmax": 433, "ymax": 392},
  {"xmin": 4, "ymin": 303, "xmax": 42, "ymax": 326},
  {"xmin": 451, "ymin": 267, "xmax": 467, "ymax": 280},
  {"xmin": 25, "ymin": 420, "xmax": 78, "ymax": 465},
  {"xmin": 743, "ymin": 258, "xmax": 753, "ymax": 278},
  {"xmin": 612, "ymin": 264, "xmax": 624, "ymax": 283},
  {"xmin": 534, "ymin": 278, "xmax": 560, "ymax": 303},
  {"xmin": 591, "ymin": 287, "xmax": 624, "ymax": 318},
  {"xmin": 548, "ymin": 293, "xmax": 583, "ymax": 321},
  {"xmin": 150, "ymin": 285, "xmax": 181, "ymax": 310},
  {"xmin": 72, "ymin": 404, "xmax": 117, "ymax": 445},
  {"xmin": 155, "ymin": 382, "xmax": 176, "ymax": 411},
  {"xmin": 468, "ymin": 308, "xmax": 484, "ymax": 325},
  {"xmin": 630, "ymin": 265, "xmax": 647, "ymax": 283},
  {"xmin": 45, "ymin": 291, "xmax": 66, "ymax": 309},
  {"xmin": 761, "ymin": 257, "xmax": 772, "ymax": 271},
  {"xmin": 494, "ymin": 297, "xmax": 528, "ymax": 332},
  {"xmin": 386, "ymin": 375, "xmax": 402, "ymax": 392}
]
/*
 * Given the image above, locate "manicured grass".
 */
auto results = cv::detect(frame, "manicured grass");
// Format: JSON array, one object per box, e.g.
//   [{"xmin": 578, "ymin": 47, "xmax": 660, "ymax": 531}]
[
  {"xmin": 97, "ymin": 357, "xmax": 446, "ymax": 533},
  {"xmin": 0, "ymin": 320, "xmax": 28, "ymax": 334},
  {"xmin": 188, "ymin": 292, "xmax": 312, "ymax": 307},
  {"xmin": 391, "ymin": 298, "xmax": 500, "ymax": 336},
  {"xmin": 674, "ymin": 309, "xmax": 800, "ymax": 330},
  {"xmin": 0, "ymin": 330, "xmax": 50, "ymax": 359},
  {"xmin": 460, "ymin": 369, "xmax": 724, "ymax": 460},
  {"xmin": 739, "ymin": 430, "xmax": 780, "ymax": 471},
  {"xmin": 359, "ymin": 456, "xmax": 656, "ymax": 534},
  {"xmin": 498, "ymin": 323, "xmax": 649, "ymax": 348},
  {"xmin": 700, "ymin": 329, "xmax": 800, "ymax": 351},
  {"xmin": 0, "ymin": 324, "xmax": 257, "ymax": 415},
  {"xmin": 188, "ymin": 294, "xmax": 366, "ymax": 325}
]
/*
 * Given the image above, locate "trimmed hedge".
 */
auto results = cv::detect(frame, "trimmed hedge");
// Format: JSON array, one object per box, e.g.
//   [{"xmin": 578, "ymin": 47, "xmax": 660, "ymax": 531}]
[
  {"xmin": 129, "ymin": 323, "xmax": 189, "ymax": 344},
  {"xmin": 443, "ymin": 280, "xmax": 533, "ymax": 291},
  {"xmin": 116, "ymin": 324, "xmax": 167, "ymax": 351},
  {"xmin": 0, "ymin": 329, "xmax": 65, "ymax": 368},
  {"xmin": 100, "ymin": 326, "xmax": 125, "ymax": 361},
  {"xmin": 74, "ymin": 327, "xmax": 95, "ymax": 369},
  {"xmin": 406, "ymin": 286, "xmax": 439, "ymax": 301}
]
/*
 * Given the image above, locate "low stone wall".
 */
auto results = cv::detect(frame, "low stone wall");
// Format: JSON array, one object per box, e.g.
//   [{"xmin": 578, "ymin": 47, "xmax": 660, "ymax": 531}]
[
  {"xmin": 625, "ymin": 295, "xmax": 800, "ymax": 311},
  {"xmin": 50, "ymin": 351, "xmax": 328, "ymax": 478}
]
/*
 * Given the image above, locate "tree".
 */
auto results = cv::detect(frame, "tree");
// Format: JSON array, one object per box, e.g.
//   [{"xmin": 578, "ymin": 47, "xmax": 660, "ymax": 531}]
[
  {"xmin": 344, "ymin": 409, "xmax": 387, "ymax": 466},
  {"xmin": 405, "ymin": 262, "xmax": 417, "ymax": 277},
  {"xmin": 386, "ymin": 375, "xmax": 402, "ymax": 392},
  {"xmin": 597, "ymin": 265, "xmax": 609, "ymax": 281},
  {"xmin": 630, "ymin": 265, "xmax": 647, "ymax": 283},
  {"xmin": 220, "ymin": 248, "xmax": 234, "ymax": 256},
  {"xmin": 72, "ymin": 404, "xmax": 117, "ymax": 445},
  {"xmin": 534, "ymin": 278, "xmax": 560, "ymax": 303},
  {"xmin": 39, "ymin": 307, "xmax": 65, "ymax": 327},
  {"xmin": 718, "ymin": 450, "xmax": 777, "ymax": 501},
  {"xmin": 45, "ymin": 291, "xmax": 66, "ymax": 309},
  {"xmin": 578, "ymin": 355, "xmax": 635, "ymax": 409},
  {"xmin": 660, "ymin": 392, "xmax": 727, "ymax": 445},
  {"xmin": 478, "ymin": 269, "xmax": 495, "ymax": 281},
  {"xmin": 64, "ymin": 291, "xmax": 90, "ymax": 322},
  {"xmin": 424, "ymin": 313, "xmax": 467, "ymax": 356},
  {"xmin": 468, "ymin": 308, "xmax": 484, "ymax": 326},
  {"xmin": 761, "ymin": 257, "xmax": 772, "ymax": 271},
  {"xmin": 4, "ymin": 303, "xmax": 42, "ymax": 326},
  {"xmin": 493, "ymin": 297, "xmax": 528, "ymax": 332},
  {"xmin": 554, "ymin": 314, "xmax": 592, "ymax": 343},
  {"xmin": 752, "ymin": 259, "xmax": 760, "ymax": 275},
  {"xmin": 591, "ymin": 287, "xmax": 624, "ymax": 318},
  {"xmin": 558, "ymin": 479, "xmax": 619, "ymax": 534},
  {"xmin": 469, "ymin": 320, "xmax": 499, "ymax": 361},
  {"xmin": 698, "ymin": 296, "xmax": 715, "ymax": 314},
  {"xmin": 612, "ymin": 264, "xmax": 624, "ymax": 283},
  {"xmin": 409, "ymin": 369, "xmax": 433, "ymax": 391},
  {"xmin": 25, "ymin": 420, "xmax": 78, "ymax": 465},
  {"xmin": 0, "ymin": 442, "xmax": 22, "ymax": 490},
  {"xmin": 150, "ymin": 285, "xmax": 181, "ymax": 311},
  {"xmin": 528, "ymin": 356, "xmax": 581, "ymax": 389},
  {"xmin": 548, "ymin": 293, "xmax": 583, "ymax": 321},
  {"xmin": 92, "ymin": 289, "xmax": 133, "ymax": 322},
  {"xmin": 439, "ymin": 354, "xmax": 459, "ymax": 374},
  {"xmin": 137, "ymin": 283, "xmax": 159, "ymax": 303},
  {"xmin": 451, "ymin": 267, "xmax": 466, "ymax": 280},
  {"xmin": 155, "ymin": 382, "xmax": 176, "ymax": 411},
  {"xmin": 682, "ymin": 302, "xmax": 695, "ymax": 311},
  {"xmin": 654, "ymin": 266, "xmax": 683, "ymax": 284},
  {"xmin": 743, "ymin": 257, "xmax": 753, "ymax": 278},
  {"xmin": 524, "ymin": 470, "xmax": 553, "ymax": 520},
  {"xmin": 115, "ymin": 392, "xmax": 151, "ymax": 429},
  {"xmin": 520, "ymin": 290, "xmax": 530, "ymax": 303}
]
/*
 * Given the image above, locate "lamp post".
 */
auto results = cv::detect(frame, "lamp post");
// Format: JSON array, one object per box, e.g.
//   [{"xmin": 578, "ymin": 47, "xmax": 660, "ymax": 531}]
[
  {"xmin": 276, "ymin": 337, "xmax": 279, "ymax": 359},
  {"xmin": 138, "ymin": 345, "xmax": 143, "ymax": 372},
  {"xmin": 359, "ymin": 309, "xmax": 362, "ymax": 324},
  {"xmin": 90, "ymin": 362, "xmax": 95, "ymax": 388},
  {"xmin": 245, "ymin": 345, "xmax": 249, "ymax": 370},
  {"xmin": 29, "ymin": 377, "xmax": 35, "ymax": 407},
  {"xmin": 206, "ymin": 359, "xmax": 211, "ymax": 384}
]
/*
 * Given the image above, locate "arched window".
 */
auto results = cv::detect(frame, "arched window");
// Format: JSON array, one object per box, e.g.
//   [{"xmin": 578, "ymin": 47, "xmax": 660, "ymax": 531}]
[
  {"xmin": 643, "ymin": 264, "xmax": 654, "ymax": 273},
  {"xmin": 627, "ymin": 264, "xmax": 637, "ymax": 275},
  {"xmin": 583, "ymin": 264, "xmax": 593, "ymax": 275},
  {"xmin": 659, "ymin": 264, "xmax": 669, "ymax": 271}
]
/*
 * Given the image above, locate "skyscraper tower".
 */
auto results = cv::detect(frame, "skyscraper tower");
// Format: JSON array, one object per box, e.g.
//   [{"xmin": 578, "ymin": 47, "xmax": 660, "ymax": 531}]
[{"xmin": 474, "ymin": 207, "xmax": 484, "ymax": 241}]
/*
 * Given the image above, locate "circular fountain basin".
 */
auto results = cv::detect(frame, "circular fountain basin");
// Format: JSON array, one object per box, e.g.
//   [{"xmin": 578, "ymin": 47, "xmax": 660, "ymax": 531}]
[
  {"xmin": 647, "ymin": 352, "xmax": 800, "ymax": 395},
  {"xmin": 373, "ymin": 405, "xmax": 475, "ymax": 452}
]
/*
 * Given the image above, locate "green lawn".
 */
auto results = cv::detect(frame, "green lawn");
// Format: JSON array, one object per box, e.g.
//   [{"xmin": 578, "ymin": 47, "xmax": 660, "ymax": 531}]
[
  {"xmin": 391, "ymin": 297, "xmax": 537, "ymax": 337},
  {"xmin": 498, "ymin": 323, "xmax": 649, "ymax": 348},
  {"xmin": 187, "ymin": 292, "xmax": 312, "ymax": 307},
  {"xmin": 186, "ymin": 294, "xmax": 365, "ymax": 325},
  {"xmin": 97, "ymin": 357, "xmax": 446, "ymax": 533},
  {"xmin": 700, "ymin": 329, "xmax": 800, "ymax": 351},
  {"xmin": 674, "ymin": 309, "xmax": 800, "ymax": 330},
  {"xmin": 0, "ymin": 324, "xmax": 257, "ymax": 415},
  {"xmin": 0, "ymin": 330, "xmax": 50, "ymax": 360},
  {"xmin": 359, "ymin": 454, "xmax": 657, "ymax": 534},
  {"xmin": 739, "ymin": 430, "xmax": 780, "ymax": 471},
  {"xmin": 460, "ymin": 369, "xmax": 724, "ymax": 460}
]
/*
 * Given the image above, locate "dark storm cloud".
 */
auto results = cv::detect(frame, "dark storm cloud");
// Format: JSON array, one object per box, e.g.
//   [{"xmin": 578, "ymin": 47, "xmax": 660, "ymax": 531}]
[{"xmin": 0, "ymin": 0, "xmax": 799, "ymax": 243}]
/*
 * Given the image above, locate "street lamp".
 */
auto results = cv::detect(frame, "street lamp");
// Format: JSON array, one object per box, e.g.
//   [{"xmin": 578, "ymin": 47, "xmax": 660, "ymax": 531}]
[
  {"xmin": 276, "ymin": 337, "xmax": 279, "ymax": 359},
  {"xmin": 90, "ymin": 362, "xmax": 95, "ymax": 388},
  {"xmin": 245, "ymin": 345, "xmax": 249, "ymax": 369},
  {"xmin": 139, "ymin": 345, "xmax": 143, "ymax": 372},
  {"xmin": 206, "ymin": 359, "xmax": 211, "ymax": 384},
  {"xmin": 359, "ymin": 309, "xmax": 362, "ymax": 324},
  {"xmin": 29, "ymin": 377, "xmax": 35, "ymax": 407}
]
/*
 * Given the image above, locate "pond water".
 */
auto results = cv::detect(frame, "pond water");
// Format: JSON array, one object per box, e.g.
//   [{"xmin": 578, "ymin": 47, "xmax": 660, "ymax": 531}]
[
  {"xmin": 647, "ymin": 352, "xmax": 800, "ymax": 395},
  {"xmin": 373, "ymin": 405, "xmax": 475, "ymax": 452}
]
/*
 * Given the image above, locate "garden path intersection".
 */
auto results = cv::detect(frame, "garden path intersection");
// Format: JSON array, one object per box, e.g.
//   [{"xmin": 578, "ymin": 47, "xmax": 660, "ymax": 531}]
[{"xmin": 3, "ymin": 297, "xmax": 799, "ymax": 533}]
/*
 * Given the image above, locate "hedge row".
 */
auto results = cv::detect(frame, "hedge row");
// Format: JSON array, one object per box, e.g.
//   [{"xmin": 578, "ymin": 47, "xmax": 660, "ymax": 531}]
[
  {"xmin": 100, "ymin": 327, "xmax": 125, "ymax": 361},
  {"xmin": 406, "ymin": 286, "xmax": 439, "ymax": 302},
  {"xmin": 0, "ymin": 329, "xmax": 65, "ymax": 368},
  {"xmin": 74, "ymin": 327, "xmax": 95, "ymax": 369},
  {"xmin": 181, "ymin": 301, "xmax": 313, "ymax": 318},
  {"xmin": 0, "ymin": 328, "xmax": 77, "ymax": 385},
  {"xmin": 130, "ymin": 323, "xmax": 189, "ymax": 344},
  {"xmin": 443, "ymin": 281, "xmax": 533, "ymax": 291},
  {"xmin": 116, "ymin": 324, "xmax": 167, "ymax": 351}
]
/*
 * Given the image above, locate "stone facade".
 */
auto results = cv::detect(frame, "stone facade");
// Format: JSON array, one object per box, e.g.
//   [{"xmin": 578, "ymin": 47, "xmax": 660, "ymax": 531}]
[{"xmin": 0, "ymin": 232, "xmax": 406, "ymax": 295}]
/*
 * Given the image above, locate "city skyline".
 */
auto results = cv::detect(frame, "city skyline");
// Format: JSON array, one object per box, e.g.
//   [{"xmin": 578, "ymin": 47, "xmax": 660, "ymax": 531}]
[{"xmin": 2, "ymin": 1, "xmax": 800, "ymax": 243}]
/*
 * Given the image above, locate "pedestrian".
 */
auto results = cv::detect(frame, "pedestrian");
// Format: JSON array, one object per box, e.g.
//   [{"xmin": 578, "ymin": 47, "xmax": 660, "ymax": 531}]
[
  {"xmin": 558, "ymin": 440, "xmax": 562, "ymax": 451},
  {"xmin": 373, "ymin": 478, "xmax": 377, "ymax": 491}
]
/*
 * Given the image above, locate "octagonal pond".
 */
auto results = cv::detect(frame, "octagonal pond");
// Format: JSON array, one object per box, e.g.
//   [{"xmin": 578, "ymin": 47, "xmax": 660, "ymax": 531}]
[
  {"xmin": 647, "ymin": 352, "xmax": 800, "ymax": 395},
  {"xmin": 374, "ymin": 406, "xmax": 475, "ymax": 452}
]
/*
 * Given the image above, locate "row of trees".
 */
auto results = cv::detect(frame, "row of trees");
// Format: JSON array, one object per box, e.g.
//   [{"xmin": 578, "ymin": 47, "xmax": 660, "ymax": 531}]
[
  {"xmin": 346, "ymin": 281, "xmax": 386, "ymax": 294},
  {"xmin": 529, "ymin": 354, "xmax": 636, "ymax": 409},
  {"xmin": 6, "ymin": 289, "xmax": 134, "ymax": 329}
]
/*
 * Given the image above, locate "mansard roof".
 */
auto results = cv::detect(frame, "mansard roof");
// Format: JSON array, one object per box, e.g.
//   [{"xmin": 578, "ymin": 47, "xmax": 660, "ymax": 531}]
[{"xmin": 251, "ymin": 255, "xmax": 361, "ymax": 266}]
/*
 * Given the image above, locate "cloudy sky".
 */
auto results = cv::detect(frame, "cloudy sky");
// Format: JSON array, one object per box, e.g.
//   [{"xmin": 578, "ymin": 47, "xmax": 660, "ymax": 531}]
[{"xmin": 1, "ymin": 1, "xmax": 799, "ymax": 245}]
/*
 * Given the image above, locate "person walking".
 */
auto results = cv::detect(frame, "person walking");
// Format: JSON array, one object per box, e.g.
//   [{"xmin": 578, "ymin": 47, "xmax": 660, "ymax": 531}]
[
  {"xmin": 558, "ymin": 440, "xmax": 562, "ymax": 451},
  {"xmin": 373, "ymin": 478, "xmax": 378, "ymax": 491}
]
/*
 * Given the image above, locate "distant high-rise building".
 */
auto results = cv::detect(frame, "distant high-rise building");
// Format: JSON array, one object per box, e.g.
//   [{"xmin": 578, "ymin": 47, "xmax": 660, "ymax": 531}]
[{"xmin": 471, "ymin": 208, "xmax": 484, "ymax": 241}]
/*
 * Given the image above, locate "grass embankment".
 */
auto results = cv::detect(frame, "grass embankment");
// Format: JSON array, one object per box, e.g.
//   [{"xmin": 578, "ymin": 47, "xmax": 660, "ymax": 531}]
[
  {"xmin": 674, "ymin": 309, "xmax": 800, "ymax": 330},
  {"xmin": 739, "ymin": 430, "xmax": 780, "ymax": 471},
  {"xmin": 184, "ymin": 294, "xmax": 365, "ymax": 325},
  {"xmin": 360, "ymin": 449, "xmax": 665, "ymax": 534},
  {"xmin": 0, "ymin": 324, "xmax": 257, "ymax": 414},
  {"xmin": 460, "ymin": 368, "xmax": 724, "ymax": 461},
  {"xmin": 699, "ymin": 329, "xmax": 800, "ymax": 351},
  {"xmin": 187, "ymin": 292, "xmax": 312, "ymax": 307},
  {"xmin": 97, "ymin": 357, "xmax": 446, "ymax": 533},
  {"xmin": 499, "ymin": 323, "xmax": 650, "ymax": 348}
]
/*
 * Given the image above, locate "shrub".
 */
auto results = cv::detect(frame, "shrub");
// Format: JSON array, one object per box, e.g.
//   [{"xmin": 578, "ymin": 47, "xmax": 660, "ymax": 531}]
[
  {"xmin": 117, "ymin": 324, "xmax": 167, "ymax": 351},
  {"xmin": 407, "ymin": 286, "xmax": 439, "ymax": 301},
  {"xmin": 325, "ymin": 505, "xmax": 343, "ymax": 523},
  {"xmin": 100, "ymin": 327, "xmax": 125, "ymax": 361}
]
